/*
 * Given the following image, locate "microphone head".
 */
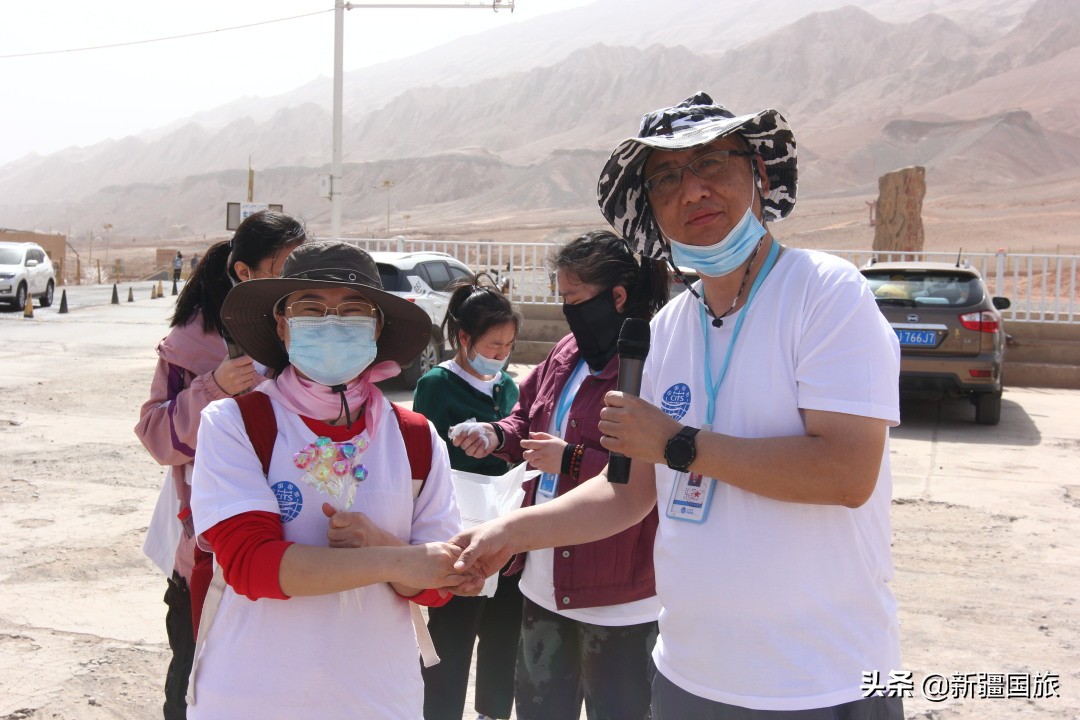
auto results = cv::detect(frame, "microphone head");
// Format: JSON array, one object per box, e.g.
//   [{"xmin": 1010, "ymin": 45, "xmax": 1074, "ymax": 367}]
[{"xmin": 617, "ymin": 318, "xmax": 650, "ymax": 359}]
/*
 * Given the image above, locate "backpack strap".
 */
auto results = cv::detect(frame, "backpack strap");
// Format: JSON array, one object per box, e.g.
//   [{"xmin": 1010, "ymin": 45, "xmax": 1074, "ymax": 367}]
[
  {"xmin": 234, "ymin": 391, "xmax": 277, "ymax": 474},
  {"xmin": 391, "ymin": 403, "xmax": 432, "ymax": 497},
  {"xmin": 388, "ymin": 402, "xmax": 441, "ymax": 668}
]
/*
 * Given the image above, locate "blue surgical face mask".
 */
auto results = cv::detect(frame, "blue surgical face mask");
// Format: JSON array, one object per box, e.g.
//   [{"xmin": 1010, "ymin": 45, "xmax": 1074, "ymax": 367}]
[
  {"xmin": 466, "ymin": 346, "xmax": 505, "ymax": 377},
  {"xmin": 667, "ymin": 182, "xmax": 767, "ymax": 278},
  {"xmin": 287, "ymin": 316, "xmax": 378, "ymax": 386}
]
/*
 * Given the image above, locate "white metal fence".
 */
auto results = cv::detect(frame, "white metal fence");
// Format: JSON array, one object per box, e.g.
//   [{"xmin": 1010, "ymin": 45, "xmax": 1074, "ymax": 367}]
[{"xmin": 346, "ymin": 237, "xmax": 1080, "ymax": 324}]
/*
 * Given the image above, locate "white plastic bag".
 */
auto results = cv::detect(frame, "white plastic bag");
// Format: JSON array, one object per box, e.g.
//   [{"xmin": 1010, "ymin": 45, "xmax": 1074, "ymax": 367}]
[{"xmin": 451, "ymin": 462, "xmax": 538, "ymax": 597}]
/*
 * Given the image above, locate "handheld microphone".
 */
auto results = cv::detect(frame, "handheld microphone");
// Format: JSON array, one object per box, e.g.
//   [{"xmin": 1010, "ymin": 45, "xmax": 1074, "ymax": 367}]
[{"xmin": 607, "ymin": 318, "xmax": 650, "ymax": 484}]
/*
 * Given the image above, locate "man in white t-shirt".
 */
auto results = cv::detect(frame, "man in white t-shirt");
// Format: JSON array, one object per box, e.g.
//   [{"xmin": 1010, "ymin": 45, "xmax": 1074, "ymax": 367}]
[{"xmin": 452, "ymin": 93, "xmax": 903, "ymax": 719}]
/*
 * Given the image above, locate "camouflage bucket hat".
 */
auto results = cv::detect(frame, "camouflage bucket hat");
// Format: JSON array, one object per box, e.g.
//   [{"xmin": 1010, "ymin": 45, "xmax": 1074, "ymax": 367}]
[{"xmin": 596, "ymin": 91, "xmax": 797, "ymax": 259}]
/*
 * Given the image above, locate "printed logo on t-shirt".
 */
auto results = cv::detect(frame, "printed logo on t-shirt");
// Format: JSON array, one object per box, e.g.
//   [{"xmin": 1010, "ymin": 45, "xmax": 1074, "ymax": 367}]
[
  {"xmin": 661, "ymin": 383, "xmax": 692, "ymax": 421},
  {"xmin": 272, "ymin": 481, "xmax": 303, "ymax": 522}
]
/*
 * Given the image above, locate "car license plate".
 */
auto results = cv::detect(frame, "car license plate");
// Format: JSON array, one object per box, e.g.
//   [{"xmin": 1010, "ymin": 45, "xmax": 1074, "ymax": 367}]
[{"xmin": 895, "ymin": 329, "xmax": 938, "ymax": 347}]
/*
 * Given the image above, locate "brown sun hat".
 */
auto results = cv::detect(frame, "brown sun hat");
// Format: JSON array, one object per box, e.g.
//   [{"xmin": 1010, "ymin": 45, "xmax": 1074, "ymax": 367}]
[{"xmin": 221, "ymin": 240, "xmax": 431, "ymax": 370}]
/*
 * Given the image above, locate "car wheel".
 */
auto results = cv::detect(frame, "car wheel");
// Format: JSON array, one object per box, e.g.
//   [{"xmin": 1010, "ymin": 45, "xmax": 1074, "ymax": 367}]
[
  {"xmin": 40, "ymin": 280, "xmax": 54, "ymax": 308},
  {"xmin": 13, "ymin": 283, "xmax": 27, "ymax": 311},
  {"xmin": 399, "ymin": 335, "xmax": 441, "ymax": 388},
  {"xmin": 974, "ymin": 392, "xmax": 1002, "ymax": 426}
]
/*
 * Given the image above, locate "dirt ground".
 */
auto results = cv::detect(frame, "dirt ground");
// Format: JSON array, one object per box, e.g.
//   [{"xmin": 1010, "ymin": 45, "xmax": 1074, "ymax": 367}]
[{"xmin": 0, "ymin": 290, "xmax": 1077, "ymax": 720}]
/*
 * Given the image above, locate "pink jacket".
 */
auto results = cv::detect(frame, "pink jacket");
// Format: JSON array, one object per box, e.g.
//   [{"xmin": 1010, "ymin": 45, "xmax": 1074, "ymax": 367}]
[{"xmin": 134, "ymin": 314, "xmax": 263, "ymax": 578}]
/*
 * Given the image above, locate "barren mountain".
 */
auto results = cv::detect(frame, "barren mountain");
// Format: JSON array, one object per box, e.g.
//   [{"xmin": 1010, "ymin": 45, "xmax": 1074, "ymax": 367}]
[{"xmin": 2, "ymin": 0, "xmax": 1077, "ymax": 245}]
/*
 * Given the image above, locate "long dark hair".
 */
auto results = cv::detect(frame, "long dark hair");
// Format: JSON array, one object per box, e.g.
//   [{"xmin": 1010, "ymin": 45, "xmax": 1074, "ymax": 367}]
[
  {"xmin": 442, "ymin": 273, "xmax": 521, "ymax": 352},
  {"xmin": 171, "ymin": 211, "xmax": 308, "ymax": 335},
  {"xmin": 553, "ymin": 229, "xmax": 669, "ymax": 320}
]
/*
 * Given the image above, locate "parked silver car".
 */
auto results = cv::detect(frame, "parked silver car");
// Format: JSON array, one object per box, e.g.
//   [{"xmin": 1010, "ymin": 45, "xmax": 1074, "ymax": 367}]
[{"xmin": 0, "ymin": 241, "xmax": 56, "ymax": 311}]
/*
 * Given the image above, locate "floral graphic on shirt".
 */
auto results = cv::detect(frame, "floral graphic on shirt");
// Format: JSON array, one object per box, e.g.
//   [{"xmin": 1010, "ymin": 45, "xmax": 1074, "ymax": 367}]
[{"xmin": 293, "ymin": 436, "xmax": 370, "ymax": 511}]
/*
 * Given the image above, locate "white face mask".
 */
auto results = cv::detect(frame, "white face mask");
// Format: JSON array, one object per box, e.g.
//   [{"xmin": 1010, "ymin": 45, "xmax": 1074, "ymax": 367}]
[
  {"xmin": 466, "ymin": 345, "xmax": 505, "ymax": 377},
  {"xmin": 287, "ymin": 316, "xmax": 378, "ymax": 386}
]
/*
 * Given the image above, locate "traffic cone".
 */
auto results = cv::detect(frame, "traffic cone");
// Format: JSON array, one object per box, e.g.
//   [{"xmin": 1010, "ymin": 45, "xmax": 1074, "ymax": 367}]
[
  {"xmin": 156, "ymin": 280, "xmax": 164, "ymax": 298},
  {"xmin": 151, "ymin": 284, "xmax": 158, "ymax": 300},
  {"xmin": 23, "ymin": 293, "xmax": 34, "ymax": 318},
  {"xmin": 127, "ymin": 286, "xmax": 134, "ymax": 303},
  {"xmin": 111, "ymin": 283, "xmax": 119, "ymax": 305},
  {"xmin": 172, "ymin": 279, "xmax": 178, "ymax": 296},
  {"xmin": 59, "ymin": 290, "xmax": 69, "ymax": 314}
]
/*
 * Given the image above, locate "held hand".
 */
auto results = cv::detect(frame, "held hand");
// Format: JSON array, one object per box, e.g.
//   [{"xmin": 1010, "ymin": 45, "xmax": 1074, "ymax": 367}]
[
  {"xmin": 393, "ymin": 542, "xmax": 471, "ymax": 592},
  {"xmin": 451, "ymin": 423, "xmax": 498, "ymax": 458},
  {"xmin": 213, "ymin": 355, "xmax": 257, "ymax": 396},
  {"xmin": 519, "ymin": 432, "xmax": 567, "ymax": 474},
  {"xmin": 599, "ymin": 391, "xmax": 680, "ymax": 465},
  {"xmin": 323, "ymin": 503, "xmax": 399, "ymax": 548},
  {"xmin": 449, "ymin": 518, "xmax": 516, "ymax": 589}
]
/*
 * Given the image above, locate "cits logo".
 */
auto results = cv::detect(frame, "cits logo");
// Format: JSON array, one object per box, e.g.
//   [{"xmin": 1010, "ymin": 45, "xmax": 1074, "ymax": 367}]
[
  {"xmin": 661, "ymin": 383, "xmax": 691, "ymax": 421},
  {"xmin": 272, "ymin": 481, "xmax": 303, "ymax": 523}
]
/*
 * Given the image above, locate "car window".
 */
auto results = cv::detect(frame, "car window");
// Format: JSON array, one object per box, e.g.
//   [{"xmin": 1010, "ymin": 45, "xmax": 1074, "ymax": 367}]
[
  {"xmin": 0, "ymin": 248, "xmax": 21, "ymax": 264},
  {"xmin": 863, "ymin": 271, "xmax": 984, "ymax": 308},
  {"xmin": 448, "ymin": 264, "xmax": 472, "ymax": 284},
  {"xmin": 376, "ymin": 263, "xmax": 407, "ymax": 292},
  {"xmin": 30, "ymin": 249, "xmax": 45, "ymax": 263},
  {"xmin": 421, "ymin": 261, "xmax": 452, "ymax": 292}
]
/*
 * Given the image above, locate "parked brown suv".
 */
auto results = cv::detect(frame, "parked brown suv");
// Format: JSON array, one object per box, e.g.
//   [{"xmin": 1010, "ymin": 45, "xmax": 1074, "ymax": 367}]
[{"xmin": 861, "ymin": 261, "xmax": 1011, "ymax": 425}]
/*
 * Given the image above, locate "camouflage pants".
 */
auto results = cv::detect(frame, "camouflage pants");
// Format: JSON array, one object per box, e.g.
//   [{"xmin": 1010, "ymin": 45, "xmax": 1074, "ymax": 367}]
[{"xmin": 515, "ymin": 597, "xmax": 657, "ymax": 720}]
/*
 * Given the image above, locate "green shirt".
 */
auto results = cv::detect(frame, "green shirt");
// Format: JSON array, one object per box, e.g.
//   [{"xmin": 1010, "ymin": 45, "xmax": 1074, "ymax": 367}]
[{"xmin": 413, "ymin": 365, "xmax": 519, "ymax": 476}]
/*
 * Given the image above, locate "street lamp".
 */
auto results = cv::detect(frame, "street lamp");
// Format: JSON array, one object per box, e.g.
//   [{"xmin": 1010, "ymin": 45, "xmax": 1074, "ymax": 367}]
[
  {"xmin": 328, "ymin": 1, "xmax": 514, "ymax": 240},
  {"xmin": 377, "ymin": 179, "xmax": 395, "ymax": 234}
]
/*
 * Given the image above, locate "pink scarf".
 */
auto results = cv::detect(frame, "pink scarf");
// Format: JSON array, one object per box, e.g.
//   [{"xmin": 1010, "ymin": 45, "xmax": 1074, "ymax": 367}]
[{"xmin": 257, "ymin": 361, "xmax": 401, "ymax": 440}]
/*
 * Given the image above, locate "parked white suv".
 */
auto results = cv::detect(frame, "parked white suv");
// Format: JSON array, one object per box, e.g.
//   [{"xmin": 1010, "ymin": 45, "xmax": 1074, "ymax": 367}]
[
  {"xmin": 371, "ymin": 251, "xmax": 475, "ymax": 387},
  {"xmin": 0, "ymin": 241, "xmax": 56, "ymax": 311}
]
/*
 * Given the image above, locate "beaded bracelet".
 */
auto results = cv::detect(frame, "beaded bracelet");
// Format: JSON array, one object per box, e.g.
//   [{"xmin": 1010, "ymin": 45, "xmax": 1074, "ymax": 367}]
[{"xmin": 568, "ymin": 444, "xmax": 585, "ymax": 479}]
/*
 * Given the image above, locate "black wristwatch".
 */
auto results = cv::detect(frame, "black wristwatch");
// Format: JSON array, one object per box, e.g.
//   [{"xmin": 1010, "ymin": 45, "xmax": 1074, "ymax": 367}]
[{"xmin": 664, "ymin": 426, "xmax": 700, "ymax": 472}]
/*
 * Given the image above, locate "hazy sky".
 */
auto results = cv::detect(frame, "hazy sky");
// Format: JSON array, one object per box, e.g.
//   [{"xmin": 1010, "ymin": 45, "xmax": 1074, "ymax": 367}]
[{"xmin": 0, "ymin": 0, "xmax": 594, "ymax": 167}]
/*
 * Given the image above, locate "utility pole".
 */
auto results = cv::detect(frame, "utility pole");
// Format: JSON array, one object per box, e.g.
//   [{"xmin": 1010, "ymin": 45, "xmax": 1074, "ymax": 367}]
[
  {"xmin": 247, "ymin": 155, "xmax": 255, "ymax": 202},
  {"xmin": 328, "ymin": 1, "xmax": 513, "ymax": 241}
]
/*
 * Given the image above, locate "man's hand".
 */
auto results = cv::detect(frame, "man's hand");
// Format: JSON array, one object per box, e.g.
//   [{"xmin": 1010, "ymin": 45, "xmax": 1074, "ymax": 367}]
[
  {"xmin": 451, "ymin": 423, "xmax": 498, "ymax": 458},
  {"xmin": 599, "ymin": 391, "xmax": 680, "ymax": 465},
  {"xmin": 448, "ymin": 518, "xmax": 517, "ymax": 594},
  {"xmin": 519, "ymin": 432, "xmax": 567, "ymax": 474},
  {"xmin": 213, "ymin": 355, "xmax": 258, "ymax": 396},
  {"xmin": 323, "ymin": 503, "xmax": 400, "ymax": 548}
]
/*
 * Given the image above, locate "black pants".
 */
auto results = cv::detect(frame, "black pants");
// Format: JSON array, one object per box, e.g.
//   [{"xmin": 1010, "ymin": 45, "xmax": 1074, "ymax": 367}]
[
  {"xmin": 515, "ymin": 597, "xmax": 657, "ymax": 720},
  {"xmin": 163, "ymin": 573, "xmax": 194, "ymax": 720},
  {"xmin": 423, "ymin": 571, "xmax": 523, "ymax": 720},
  {"xmin": 650, "ymin": 663, "xmax": 905, "ymax": 720}
]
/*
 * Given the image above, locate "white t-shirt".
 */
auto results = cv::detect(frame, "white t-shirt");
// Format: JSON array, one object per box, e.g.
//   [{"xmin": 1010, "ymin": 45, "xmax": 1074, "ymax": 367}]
[
  {"xmin": 189, "ymin": 394, "xmax": 460, "ymax": 720},
  {"xmin": 643, "ymin": 248, "xmax": 901, "ymax": 711},
  {"xmin": 520, "ymin": 361, "xmax": 662, "ymax": 626}
]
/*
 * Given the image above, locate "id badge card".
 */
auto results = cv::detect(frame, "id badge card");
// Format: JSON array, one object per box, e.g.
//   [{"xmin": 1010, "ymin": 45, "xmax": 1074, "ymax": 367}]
[
  {"xmin": 536, "ymin": 472, "xmax": 559, "ymax": 504},
  {"xmin": 665, "ymin": 471, "xmax": 715, "ymax": 523}
]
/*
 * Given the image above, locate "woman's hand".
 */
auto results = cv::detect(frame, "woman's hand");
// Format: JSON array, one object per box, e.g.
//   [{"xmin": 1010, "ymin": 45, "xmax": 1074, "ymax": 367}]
[
  {"xmin": 451, "ymin": 422, "xmax": 498, "ymax": 458},
  {"xmin": 323, "ymin": 503, "xmax": 401, "ymax": 548},
  {"xmin": 213, "ymin": 355, "xmax": 257, "ymax": 396},
  {"xmin": 519, "ymin": 431, "xmax": 567, "ymax": 474}
]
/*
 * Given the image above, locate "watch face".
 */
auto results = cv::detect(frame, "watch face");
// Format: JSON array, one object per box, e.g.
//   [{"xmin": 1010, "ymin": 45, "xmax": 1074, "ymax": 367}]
[{"xmin": 665, "ymin": 432, "xmax": 695, "ymax": 471}]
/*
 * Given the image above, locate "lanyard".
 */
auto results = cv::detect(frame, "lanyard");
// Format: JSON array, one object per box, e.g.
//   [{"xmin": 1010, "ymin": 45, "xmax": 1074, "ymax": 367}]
[
  {"xmin": 698, "ymin": 241, "xmax": 782, "ymax": 427},
  {"xmin": 554, "ymin": 359, "xmax": 586, "ymax": 436}
]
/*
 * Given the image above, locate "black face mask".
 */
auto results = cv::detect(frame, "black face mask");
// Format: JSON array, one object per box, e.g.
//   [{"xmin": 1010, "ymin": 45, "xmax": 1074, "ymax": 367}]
[{"xmin": 563, "ymin": 289, "xmax": 625, "ymax": 372}]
